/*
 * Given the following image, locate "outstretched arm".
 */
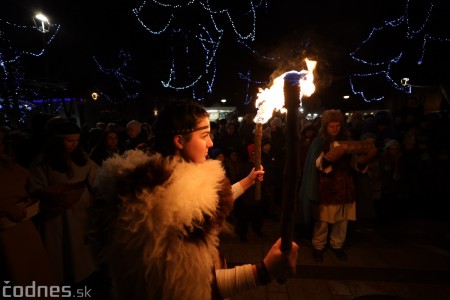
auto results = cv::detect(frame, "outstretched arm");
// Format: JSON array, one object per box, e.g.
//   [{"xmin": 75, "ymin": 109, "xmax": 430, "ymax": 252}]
[{"xmin": 231, "ymin": 167, "xmax": 264, "ymax": 200}]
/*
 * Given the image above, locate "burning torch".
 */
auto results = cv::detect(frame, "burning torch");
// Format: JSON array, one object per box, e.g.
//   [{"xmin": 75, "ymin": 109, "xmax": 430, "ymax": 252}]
[
  {"xmin": 254, "ymin": 75, "xmax": 287, "ymax": 201},
  {"xmin": 254, "ymin": 59, "xmax": 316, "ymax": 279}
]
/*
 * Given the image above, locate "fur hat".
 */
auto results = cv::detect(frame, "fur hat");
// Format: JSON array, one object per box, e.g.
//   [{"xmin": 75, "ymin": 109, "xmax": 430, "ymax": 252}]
[
  {"xmin": 126, "ymin": 120, "xmax": 141, "ymax": 133},
  {"xmin": 385, "ymin": 139, "xmax": 400, "ymax": 149},
  {"xmin": 321, "ymin": 109, "xmax": 344, "ymax": 124}
]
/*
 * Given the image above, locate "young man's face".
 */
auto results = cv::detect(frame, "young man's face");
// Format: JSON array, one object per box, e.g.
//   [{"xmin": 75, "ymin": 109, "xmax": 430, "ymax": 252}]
[
  {"xmin": 179, "ymin": 117, "xmax": 213, "ymax": 163},
  {"xmin": 326, "ymin": 121, "xmax": 341, "ymax": 137}
]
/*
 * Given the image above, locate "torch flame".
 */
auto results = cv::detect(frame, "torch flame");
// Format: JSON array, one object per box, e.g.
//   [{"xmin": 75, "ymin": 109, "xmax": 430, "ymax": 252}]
[{"xmin": 254, "ymin": 58, "xmax": 316, "ymax": 124}]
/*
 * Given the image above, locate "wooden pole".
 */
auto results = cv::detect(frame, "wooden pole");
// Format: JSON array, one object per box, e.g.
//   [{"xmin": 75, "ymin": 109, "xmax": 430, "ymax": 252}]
[{"xmin": 254, "ymin": 122, "xmax": 263, "ymax": 201}]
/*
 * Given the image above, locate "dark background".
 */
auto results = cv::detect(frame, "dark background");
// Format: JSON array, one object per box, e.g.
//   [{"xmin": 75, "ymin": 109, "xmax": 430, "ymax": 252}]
[{"xmin": 1, "ymin": 0, "xmax": 450, "ymax": 114}]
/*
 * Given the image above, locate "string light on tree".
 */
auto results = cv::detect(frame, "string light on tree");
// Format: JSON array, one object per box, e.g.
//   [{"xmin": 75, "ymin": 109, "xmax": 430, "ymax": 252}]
[
  {"xmin": 349, "ymin": 0, "xmax": 450, "ymax": 102},
  {"xmin": 92, "ymin": 49, "xmax": 141, "ymax": 103},
  {"xmin": 0, "ymin": 14, "xmax": 60, "ymax": 124},
  {"xmin": 238, "ymin": 70, "xmax": 269, "ymax": 105},
  {"xmin": 131, "ymin": 0, "xmax": 268, "ymax": 99}
]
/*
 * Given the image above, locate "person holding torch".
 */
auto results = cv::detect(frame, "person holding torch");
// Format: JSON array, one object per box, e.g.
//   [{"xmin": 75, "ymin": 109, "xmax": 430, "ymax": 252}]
[{"xmin": 92, "ymin": 100, "xmax": 299, "ymax": 300}]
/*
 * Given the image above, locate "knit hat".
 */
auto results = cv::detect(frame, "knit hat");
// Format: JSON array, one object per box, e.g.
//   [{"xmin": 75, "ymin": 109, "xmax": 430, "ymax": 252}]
[
  {"xmin": 53, "ymin": 120, "xmax": 81, "ymax": 137},
  {"xmin": 385, "ymin": 139, "xmax": 400, "ymax": 149},
  {"xmin": 321, "ymin": 109, "xmax": 344, "ymax": 124},
  {"xmin": 126, "ymin": 120, "xmax": 141, "ymax": 133}
]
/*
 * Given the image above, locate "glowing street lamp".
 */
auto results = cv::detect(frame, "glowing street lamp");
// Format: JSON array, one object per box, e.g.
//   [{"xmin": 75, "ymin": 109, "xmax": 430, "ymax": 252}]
[
  {"xmin": 33, "ymin": 13, "xmax": 50, "ymax": 33},
  {"xmin": 91, "ymin": 92, "xmax": 99, "ymax": 101},
  {"xmin": 33, "ymin": 13, "xmax": 52, "ymax": 113}
]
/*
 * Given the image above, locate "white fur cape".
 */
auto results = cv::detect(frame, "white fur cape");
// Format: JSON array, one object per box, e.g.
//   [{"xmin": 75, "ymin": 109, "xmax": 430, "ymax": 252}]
[{"xmin": 93, "ymin": 150, "xmax": 233, "ymax": 300}]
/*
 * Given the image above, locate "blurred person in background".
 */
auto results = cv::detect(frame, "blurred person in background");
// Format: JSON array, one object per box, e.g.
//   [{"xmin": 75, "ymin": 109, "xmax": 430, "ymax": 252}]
[
  {"xmin": 90, "ymin": 129, "xmax": 122, "ymax": 166},
  {"xmin": 28, "ymin": 120, "xmax": 98, "ymax": 286},
  {"xmin": 0, "ymin": 129, "xmax": 57, "ymax": 287},
  {"xmin": 122, "ymin": 120, "xmax": 147, "ymax": 151}
]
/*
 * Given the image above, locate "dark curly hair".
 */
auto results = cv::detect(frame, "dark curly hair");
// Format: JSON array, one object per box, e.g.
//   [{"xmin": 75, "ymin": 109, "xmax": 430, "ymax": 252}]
[{"xmin": 154, "ymin": 100, "xmax": 209, "ymax": 156}]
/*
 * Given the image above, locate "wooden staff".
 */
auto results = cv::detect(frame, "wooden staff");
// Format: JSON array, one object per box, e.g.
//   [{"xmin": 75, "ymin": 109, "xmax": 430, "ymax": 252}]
[
  {"xmin": 254, "ymin": 122, "xmax": 263, "ymax": 201},
  {"xmin": 280, "ymin": 73, "xmax": 301, "ymax": 252}
]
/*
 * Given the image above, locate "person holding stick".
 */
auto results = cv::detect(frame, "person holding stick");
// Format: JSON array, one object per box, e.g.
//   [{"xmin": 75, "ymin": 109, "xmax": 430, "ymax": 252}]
[{"xmin": 92, "ymin": 99, "xmax": 299, "ymax": 300}]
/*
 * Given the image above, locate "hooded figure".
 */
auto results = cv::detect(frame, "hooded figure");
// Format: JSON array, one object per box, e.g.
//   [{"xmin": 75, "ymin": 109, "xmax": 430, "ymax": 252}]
[
  {"xmin": 298, "ymin": 109, "xmax": 376, "ymax": 262},
  {"xmin": 297, "ymin": 110, "xmax": 347, "ymax": 225}
]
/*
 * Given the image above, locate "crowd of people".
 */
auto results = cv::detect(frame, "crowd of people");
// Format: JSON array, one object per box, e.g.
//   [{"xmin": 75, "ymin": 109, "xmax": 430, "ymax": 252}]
[
  {"xmin": 0, "ymin": 101, "xmax": 298, "ymax": 299},
  {"xmin": 1, "ymin": 99, "xmax": 449, "ymax": 298}
]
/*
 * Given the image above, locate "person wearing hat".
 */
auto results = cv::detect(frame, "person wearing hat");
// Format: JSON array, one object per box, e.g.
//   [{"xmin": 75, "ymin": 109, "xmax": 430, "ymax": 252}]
[
  {"xmin": 122, "ymin": 119, "xmax": 148, "ymax": 151},
  {"xmin": 90, "ymin": 129, "xmax": 122, "ymax": 166},
  {"xmin": 298, "ymin": 109, "xmax": 377, "ymax": 262},
  {"xmin": 28, "ymin": 119, "xmax": 99, "ymax": 285}
]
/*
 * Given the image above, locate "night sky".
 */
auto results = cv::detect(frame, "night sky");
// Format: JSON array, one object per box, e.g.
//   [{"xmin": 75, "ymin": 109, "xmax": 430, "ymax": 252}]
[{"xmin": 1, "ymin": 0, "xmax": 450, "ymax": 112}]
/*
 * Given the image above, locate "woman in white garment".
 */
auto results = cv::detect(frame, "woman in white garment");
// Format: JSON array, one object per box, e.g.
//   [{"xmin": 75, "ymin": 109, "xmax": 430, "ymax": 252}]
[{"xmin": 28, "ymin": 120, "xmax": 98, "ymax": 285}]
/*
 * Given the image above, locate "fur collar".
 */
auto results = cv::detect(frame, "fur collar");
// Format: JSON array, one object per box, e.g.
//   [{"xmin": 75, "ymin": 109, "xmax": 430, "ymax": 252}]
[{"xmin": 93, "ymin": 150, "xmax": 233, "ymax": 299}]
